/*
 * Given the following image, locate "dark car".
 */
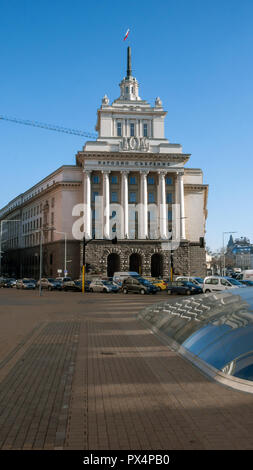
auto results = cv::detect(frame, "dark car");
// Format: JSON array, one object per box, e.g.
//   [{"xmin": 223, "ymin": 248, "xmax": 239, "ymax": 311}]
[
  {"xmin": 122, "ymin": 277, "xmax": 158, "ymax": 295},
  {"xmin": 0, "ymin": 277, "xmax": 6, "ymax": 288},
  {"xmin": 240, "ymin": 280, "xmax": 253, "ymax": 287},
  {"xmin": 3, "ymin": 278, "xmax": 16, "ymax": 288},
  {"xmin": 63, "ymin": 279, "xmax": 90, "ymax": 292},
  {"xmin": 167, "ymin": 281, "xmax": 203, "ymax": 295}
]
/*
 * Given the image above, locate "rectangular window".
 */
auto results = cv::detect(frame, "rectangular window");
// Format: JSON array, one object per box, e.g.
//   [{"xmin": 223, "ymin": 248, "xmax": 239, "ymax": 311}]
[
  {"xmin": 166, "ymin": 177, "xmax": 172, "ymax": 185},
  {"xmin": 51, "ymin": 212, "xmax": 54, "ymax": 224},
  {"xmin": 130, "ymin": 123, "xmax": 135, "ymax": 137},
  {"xmin": 166, "ymin": 193, "xmax": 172, "ymax": 204},
  {"xmin": 117, "ymin": 122, "xmax": 122, "ymax": 137},
  {"xmin": 129, "ymin": 176, "xmax": 136, "ymax": 185},
  {"xmin": 148, "ymin": 176, "xmax": 154, "ymax": 185},
  {"xmin": 148, "ymin": 192, "xmax": 155, "ymax": 203},
  {"xmin": 168, "ymin": 210, "xmax": 172, "ymax": 221},
  {"xmin": 111, "ymin": 175, "xmax": 118, "ymax": 184},
  {"xmin": 92, "ymin": 191, "xmax": 99, "ymax": 201},
  {"xmin": 51, "ymin": 198, "xmax": 55, "ymax": 208},
  {"xmin": 93, "ymin": 175, "xmax": 100, "ymax": 184},
  {"xmin": 111, "ymin": 191, "xmax": 118, "ymax": 202},
  {"xmin": 129, "ymin": 192, "xmax": 137, "ymax": 203},
  {"xmin": 143, "ymin": 123, "xmax": 148, "ymax": 137}
]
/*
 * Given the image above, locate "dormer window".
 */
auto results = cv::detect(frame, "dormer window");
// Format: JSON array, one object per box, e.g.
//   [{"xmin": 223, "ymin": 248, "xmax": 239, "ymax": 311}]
[
  {"xmin": 117, "ymin": 122, "xmax": 122, "ymax": 137},
  {"xmin": 130, "ymin": 123, "xmax": 135, "ymax": 137},
  {"xmin": 126, "ymin": 86, "xmax": 129, "ymax": 94}
]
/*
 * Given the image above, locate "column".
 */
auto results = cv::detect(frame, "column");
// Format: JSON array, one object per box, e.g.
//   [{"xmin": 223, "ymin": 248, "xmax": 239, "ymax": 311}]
[
  {"xmin": 83, "ymin": 170, "xmax": 92, "ymax": 239},
  {"xmin": 102, "ymin": 171, "xmax": 110, "ymax": 239},
  {"xmin": 140, "ymin": 171, "xmax": 148, "ymax": 239},
  {"xmin": 159, "ymin": 171, "xmax": 167, "ymax": 239},
  {"xmin": 121, "ymin": 171, "xmax": 129, "ymax": 238},
  {"xmin": 178, "ymin": 172, "xmax": 186, "ymax": 239}
]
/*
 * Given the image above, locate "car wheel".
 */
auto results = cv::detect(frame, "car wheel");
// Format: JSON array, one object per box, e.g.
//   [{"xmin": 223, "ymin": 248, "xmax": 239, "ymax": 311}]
[
  {"xmin": 186, "ymin": 290, "xmax": 191, "ymax": 295},
  {"xmin": 103, "ymin": 288, "xmax": 107, "ymax": 293},
  {"xmin": 90, "ymin": 288, "xmax": 93, "ymax": 292},
  {"xmin": 48, "ymin": 286, "xmax": 52, "ymax": 291},
  {"xmin": 140, "ymin": 288, "xmax": 145, "ymax": 295},
  {"xmin": 205, "ymin": 289, "xmax": 211, "ymax": 293},
  {"xmin": 167, "ymin": 290, "xmax": 172, "ymax": 295},
  {"xmin": 123, "ymin": 288, "xmax": 128, "ymax": 294}
]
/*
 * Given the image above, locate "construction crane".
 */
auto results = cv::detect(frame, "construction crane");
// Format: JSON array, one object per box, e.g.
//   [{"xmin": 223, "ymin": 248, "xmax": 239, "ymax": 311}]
[{"xmin": 0, "ymin": 114, "xmax": 97, "ymax": 139}]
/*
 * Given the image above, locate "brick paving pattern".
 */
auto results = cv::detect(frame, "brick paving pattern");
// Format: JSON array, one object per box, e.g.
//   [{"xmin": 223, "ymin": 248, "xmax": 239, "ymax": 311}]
[{"xmin": 0, "ymin": 290, "xmax": 253, "ymax": 450}]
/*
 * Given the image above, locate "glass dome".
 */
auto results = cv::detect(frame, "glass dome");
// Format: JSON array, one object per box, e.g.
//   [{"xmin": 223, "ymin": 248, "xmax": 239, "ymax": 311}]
[{"xmin": 138, "ymin": 288, "xmax": 253, "ymax": 387}]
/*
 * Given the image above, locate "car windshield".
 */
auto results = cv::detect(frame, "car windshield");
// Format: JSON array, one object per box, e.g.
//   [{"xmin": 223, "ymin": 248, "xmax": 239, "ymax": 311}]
[
  {"xmin": 23, "ymin": 280, "xmax": 32, "ymax": 284},
  {"xmin": 194, "ymin": 278, "xmax": 204, "ymax": 284},
  {"xmin": 48, "ymin": 278, "xmax": 55, "ymax": 282},
  {"xmin": 103, "ymin": 281, "xmax": 113, "ymax": 286}
]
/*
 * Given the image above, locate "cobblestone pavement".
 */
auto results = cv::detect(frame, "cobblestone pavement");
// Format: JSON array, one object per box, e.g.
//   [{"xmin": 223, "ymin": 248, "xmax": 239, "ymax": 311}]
[{"xmin": 0, "ymin": 289, "xmax": 253, "ymax": 450}]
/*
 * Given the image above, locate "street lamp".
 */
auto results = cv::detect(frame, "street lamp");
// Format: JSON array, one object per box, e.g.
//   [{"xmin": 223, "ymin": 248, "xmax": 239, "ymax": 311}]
[
  {"xmin": 34, "ymin": 226, "xmax": 54, "ymax": 296},
  {"xmin": 0, "ymin": 219, "xmax": 21, "ymax": 276},
  {"xmin": 222, "ymin": 231, "xmax": 237, "ymax": 276}
]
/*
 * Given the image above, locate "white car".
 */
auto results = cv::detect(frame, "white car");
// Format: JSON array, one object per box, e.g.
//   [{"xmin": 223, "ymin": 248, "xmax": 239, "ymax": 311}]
[
  {"xmin": 203, "ymin": 276, "xmax": 244, "ymax": 293},
  {"xmin": 176, "ymin": 276, "xmax": 204, "ymax": 287}
]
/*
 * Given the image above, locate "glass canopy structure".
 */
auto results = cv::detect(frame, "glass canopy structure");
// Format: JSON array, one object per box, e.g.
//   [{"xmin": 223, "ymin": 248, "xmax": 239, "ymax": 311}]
[{"xmin": 138, "ymin": 288, "xmax": 253, "ymax": 387}]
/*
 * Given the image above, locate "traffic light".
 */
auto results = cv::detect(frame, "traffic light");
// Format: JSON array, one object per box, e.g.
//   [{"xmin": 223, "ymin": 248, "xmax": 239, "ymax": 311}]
[{"xmin": 112, "ymin": 236, "xmax": 118, "ymax": 244}]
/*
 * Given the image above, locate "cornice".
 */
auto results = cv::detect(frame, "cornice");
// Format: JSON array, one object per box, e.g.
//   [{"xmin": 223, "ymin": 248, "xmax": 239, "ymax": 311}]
[{"xmin": 0, "ymin": 181, "xmax": 82, "ymax": 219}]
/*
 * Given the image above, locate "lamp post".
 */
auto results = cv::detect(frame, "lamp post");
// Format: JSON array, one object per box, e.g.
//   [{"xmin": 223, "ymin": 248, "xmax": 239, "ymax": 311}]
[
  {"xmin": 222, "ymin": 231, "xmax": 237, "ymax": 276},
  {"xmin": 34, "ymin": 226, "xmax": 54, "ymax": 296},
  {"xmin": 0, "ymin": 219, "xmax": 21, "ymax": 276}
]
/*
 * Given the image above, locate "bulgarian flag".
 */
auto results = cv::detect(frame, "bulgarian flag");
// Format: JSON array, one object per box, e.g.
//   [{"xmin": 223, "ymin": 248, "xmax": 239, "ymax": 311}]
[{"xmin": 124, "ymin": 29, "xmax": 130, "ymax": 41}]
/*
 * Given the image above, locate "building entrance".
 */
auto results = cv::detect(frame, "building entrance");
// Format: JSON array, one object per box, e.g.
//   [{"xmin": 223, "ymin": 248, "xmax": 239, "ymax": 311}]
[
  {"xmin": 107, "ymin": 253, "xmax": 120, "ymax": 278},
  {"xmin": 151, "ymin": 253, "xmax": 163, "ymax": 278},
  {"xmin": 129, "ymin": 253, "xmax": 142, "ymax": 275}
]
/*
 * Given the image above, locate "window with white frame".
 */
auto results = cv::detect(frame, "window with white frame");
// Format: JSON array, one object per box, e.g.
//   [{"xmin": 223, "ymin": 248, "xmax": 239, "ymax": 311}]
[
  {"xmin": 117, "ymin": 122, "xmax": 122, "ymax": 137},
  {"xmin": 143, "ymin": 123, "xmax": 148, "ymax": 137}
]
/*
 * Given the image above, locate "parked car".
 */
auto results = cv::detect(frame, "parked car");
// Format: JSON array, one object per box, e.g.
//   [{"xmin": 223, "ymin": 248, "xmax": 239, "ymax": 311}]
[
  {"xmin": 113, "ymin": 271, "xmax": 140, "ymax": 285},
  {"xmin": 16, "ymin": 279, "xmax": 36, "ymax": 290},
  {"xmin": 240, "ymin": 280, "xmax": 253, "ymax": 286},
  {"xmin": 89, "ymin": 280, "xmax": 120, "ymax": 293},
  {"xmin": 2, "ymin": 278, "xmax": 16, "ymax": 288},
  {"xmin": 236, "ymin": 270, "xmax": 253, "ymax": 282},
  {"xmin": 203, "ymin": 276, "xmax": 245, "ymax": 293},
  {"xmin": 167, "ymin": 280, "xmax": 203, "ymax": 295},
  {"xmin": 37, "ymin": 278, "xmax": 62, "ymax": 290},
  {"xmin": 122, "ymin": 277, "xmax": 158, "ymax": 295},
  {"xmin": 176, "ymin": 276, "xmax": 204, "ymax": 287},
  {"xmin": 4, "ymin": 278, "xmax": 17, "ymax": 288},
  {"xmin": 150, "ymin": 279, "xmax": 167, "ymax": 290},
  {"xmin": 63, "ymin": 279, "xmax": 91, "ymax": 292},
  {"xmin": 0, "ymin": 277, "xmax": 6, "ymax": 288}
]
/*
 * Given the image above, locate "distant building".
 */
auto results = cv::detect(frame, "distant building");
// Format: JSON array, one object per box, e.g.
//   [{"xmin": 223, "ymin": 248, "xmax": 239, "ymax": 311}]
[{"xmin": 226, "ymin": 236, "xmax": 253, "ymax": 269}]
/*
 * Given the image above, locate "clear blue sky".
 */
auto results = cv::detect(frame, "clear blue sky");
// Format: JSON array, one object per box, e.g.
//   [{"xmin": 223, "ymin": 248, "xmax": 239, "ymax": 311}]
[{"xmin": 1, "ymin": 0, "xmax": 253, "ymax": 251}]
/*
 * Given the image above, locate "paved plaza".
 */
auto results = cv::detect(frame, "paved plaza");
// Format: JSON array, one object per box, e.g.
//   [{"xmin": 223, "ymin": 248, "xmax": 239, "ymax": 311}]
[{"xmin": 0, "ymin": 289, "xmax": 253, "ymax": 450}]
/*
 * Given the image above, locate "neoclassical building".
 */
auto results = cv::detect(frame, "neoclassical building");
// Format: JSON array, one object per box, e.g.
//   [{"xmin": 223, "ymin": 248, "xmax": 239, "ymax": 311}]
[
  {"xmin": 0, "ymin": 47, "xmax": 208, "ymax": 279},
  {"xmin": 75, "ymin": 47, "xmax": 208, "ymax": 277}
]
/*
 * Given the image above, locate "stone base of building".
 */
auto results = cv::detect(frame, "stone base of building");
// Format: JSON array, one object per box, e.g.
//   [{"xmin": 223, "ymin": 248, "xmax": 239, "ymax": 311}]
[{"xmin": 82, "ymin": 239, "xmax": 207, "ymax": 279}]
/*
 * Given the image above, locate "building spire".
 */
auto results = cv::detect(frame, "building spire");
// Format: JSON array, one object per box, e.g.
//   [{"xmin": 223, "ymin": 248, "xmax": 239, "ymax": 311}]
[{"xmin": 127, "ymin": 46, "xmax": 132, "ymax": 78}]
